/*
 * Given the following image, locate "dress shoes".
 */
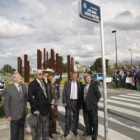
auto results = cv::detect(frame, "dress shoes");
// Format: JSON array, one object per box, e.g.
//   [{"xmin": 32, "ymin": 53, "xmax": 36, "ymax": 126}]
[
  {"xmin": 72, "ymin": 131, "xmax": 77, "ymax": 136},
  {"xmin": 64, "ymin": 132, "xmax": 69, "ymax": 137},
  {"xmin": 54, "ymin": 131, "xmax": 60, "ymax": 135},
  {"xmin": 82, "ymin": 132, "xmax": 91, "ymax": 136},
  {"xmin": 49, "ymin": 134, "xmax": 54, "ymax": 138}
]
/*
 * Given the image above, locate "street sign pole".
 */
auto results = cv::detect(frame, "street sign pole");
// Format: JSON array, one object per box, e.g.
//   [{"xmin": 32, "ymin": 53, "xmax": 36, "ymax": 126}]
[
  {"xmin": 100, "ymin": 7, "xmax": 108, "ymax": 140},
  {"xmin": 79, "ymin": 1, "xmax": 108, "ymax": 139}
]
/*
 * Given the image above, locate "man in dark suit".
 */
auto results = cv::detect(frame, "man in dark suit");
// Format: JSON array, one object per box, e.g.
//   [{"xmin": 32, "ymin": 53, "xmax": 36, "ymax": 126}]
[
  {"xmin": 4, "ymin": 72, "xmax": 28, "ymax": 140},
  {"xmin": 82, "ymin": 75, "xmax": 101, "ymax": 140},
  {"xmin": 28, "ymin": 69, "xmax": 51, "ymax": 140},
  {"xmin": 62, "ymin": 71, "xmax": 82, "ymax": 137}
]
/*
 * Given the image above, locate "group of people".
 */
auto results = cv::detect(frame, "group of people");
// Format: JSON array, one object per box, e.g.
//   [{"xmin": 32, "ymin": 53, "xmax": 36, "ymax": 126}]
[
  {"xmin": 113, "ymin": 66, "xmax": 140, "ymax": 90},
  {"xmin": 62, "ymin": 72, "xmax": 101, "ymax": 140},
  {"xmin": 3, "ymin": 69, "xmax": 101, "ymax": 140}
]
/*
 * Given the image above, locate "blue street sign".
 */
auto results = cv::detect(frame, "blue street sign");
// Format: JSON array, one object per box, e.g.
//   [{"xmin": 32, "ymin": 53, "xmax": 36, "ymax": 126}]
[{"xmin": 79, "ymin": 0, "xmax": 101, "ymax": 23}]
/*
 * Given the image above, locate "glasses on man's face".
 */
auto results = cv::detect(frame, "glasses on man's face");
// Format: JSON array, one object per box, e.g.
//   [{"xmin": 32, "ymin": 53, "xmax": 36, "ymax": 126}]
[{"xmin": 38, "ymin": 73, "xmax": 43, "ymax": 76}]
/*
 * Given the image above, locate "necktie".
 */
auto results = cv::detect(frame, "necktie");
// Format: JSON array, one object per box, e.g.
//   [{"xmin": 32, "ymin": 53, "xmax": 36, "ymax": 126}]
[
  {"xmin": 41, "ymin": 82, "xmax": 47, "ymax": 98},
  {"xmin": 18, "ymin": 85, "xmax": 23, "ymax": 98},
  {"xmin": 84, "ymin": 84, "xmax": 89, "ymax": 102}
]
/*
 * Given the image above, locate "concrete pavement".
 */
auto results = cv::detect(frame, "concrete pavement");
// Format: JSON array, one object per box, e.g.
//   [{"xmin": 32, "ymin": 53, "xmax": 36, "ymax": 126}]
[{"xmin": 0, "ymin": 119, "xmax": 103, "ymax": 140}]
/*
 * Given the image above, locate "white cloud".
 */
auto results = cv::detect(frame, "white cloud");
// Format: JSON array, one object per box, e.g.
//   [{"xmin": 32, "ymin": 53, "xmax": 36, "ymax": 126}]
[
  {"xmin": 0, "ymin": 16, "xmax": 34, "ymax": 38},
  {"xmin": 0, "ymin": 0, "xmax": 140, "ymax": 69},
  {"xmin": 19, "ymin": 0, "xmax": 47, "ymax": 14}
]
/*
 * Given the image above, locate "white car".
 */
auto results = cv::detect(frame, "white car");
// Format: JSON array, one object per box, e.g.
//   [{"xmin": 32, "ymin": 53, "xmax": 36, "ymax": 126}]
[
  {"xmin": 0, "ymin": 81, "xmax": 4, "ymax": 93},
  {"xmin": 92, "ymin": 73, "xmax": 113, "ymax": 86}
]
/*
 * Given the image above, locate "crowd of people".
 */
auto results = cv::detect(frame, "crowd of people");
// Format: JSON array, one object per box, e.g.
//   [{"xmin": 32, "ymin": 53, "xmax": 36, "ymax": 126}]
[
  {"xmin": 113, "ymin": 66, "xmax": 140, "ymax": 90},
  {"xmin": 3, "ymin": 69, "xmax": 101, "ymax": 140}
]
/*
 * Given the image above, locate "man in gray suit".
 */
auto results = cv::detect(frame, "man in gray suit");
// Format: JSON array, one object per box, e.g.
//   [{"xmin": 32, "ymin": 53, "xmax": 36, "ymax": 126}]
[{"xmin": 4, "ymin": 72, "xmax": 28, "ymax": 140}]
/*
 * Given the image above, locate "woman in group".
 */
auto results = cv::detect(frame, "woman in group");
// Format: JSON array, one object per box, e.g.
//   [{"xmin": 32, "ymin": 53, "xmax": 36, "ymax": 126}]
[{"xmin": 47, "ymin": 74, "xmax": 60, "ymax": 138}]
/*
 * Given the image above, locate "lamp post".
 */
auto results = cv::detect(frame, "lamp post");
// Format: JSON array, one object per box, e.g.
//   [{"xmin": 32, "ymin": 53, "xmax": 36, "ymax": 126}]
[
  {"xmin": 112, "ymin": 30, "xmax": 118, "ymax": 69},
  {"xmin": 75, "ymin": 61, "xmax": 79, "ymax": 72},
  {"xmin": 129, "ymin": 49, "xmax": 132, "ymax": 66}
]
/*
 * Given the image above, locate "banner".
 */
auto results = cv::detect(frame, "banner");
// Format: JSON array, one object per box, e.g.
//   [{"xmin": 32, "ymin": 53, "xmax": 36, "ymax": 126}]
[{"xmin": 126, "ymin": 77, "xmax": 132, "ymax": 83}]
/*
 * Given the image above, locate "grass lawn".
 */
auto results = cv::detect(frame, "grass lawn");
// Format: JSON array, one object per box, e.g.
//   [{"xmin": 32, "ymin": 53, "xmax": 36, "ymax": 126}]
[
  {"xmin": 27, "ymin": 107, "xmax": 31, "ymax": 115},
  {"xmin": 107, "ymin": 82, "xmax": 117, "ymax": 89}
]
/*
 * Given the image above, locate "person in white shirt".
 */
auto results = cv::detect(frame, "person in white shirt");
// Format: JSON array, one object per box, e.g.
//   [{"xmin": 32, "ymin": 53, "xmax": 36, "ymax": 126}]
[{"xmin": 62, "ymin": 71, "xmax": 82, "ymax": 137}]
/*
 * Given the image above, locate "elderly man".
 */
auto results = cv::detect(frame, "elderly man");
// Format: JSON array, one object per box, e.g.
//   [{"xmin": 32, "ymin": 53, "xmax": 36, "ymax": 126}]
[
  {"xmin": 4, "ymin": 73, "xmax": 28, "ymax": 140},
  {"xmin": 28, "ymin": 69, "xmax": 51, "ymax": 140},
  {"xmin": 82, "ymin": 75, "xmax": 101, "ymax": 140},
  {"xmin": 62, "ymin": 71, "xmax": 82, "ymax": 137}
]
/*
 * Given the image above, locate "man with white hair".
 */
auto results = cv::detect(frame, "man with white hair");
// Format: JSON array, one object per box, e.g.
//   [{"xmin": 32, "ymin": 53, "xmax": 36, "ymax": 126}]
[
  {"xmin": 82, "ymin": 75, "xmax": 101, "ymax": 140},
  {"xmin": 28, "ymin": 69, "xmax": 51, "ymax": 140},
  {"xmin": 4, "ymin": 73, "xmax": 28, "ymax": 140}
]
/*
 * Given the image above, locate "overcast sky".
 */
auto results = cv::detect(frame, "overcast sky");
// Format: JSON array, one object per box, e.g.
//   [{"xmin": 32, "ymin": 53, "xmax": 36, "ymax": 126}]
[{"xmin": 0, "ymin": 0, "xmax": 140, "ymax": 69}]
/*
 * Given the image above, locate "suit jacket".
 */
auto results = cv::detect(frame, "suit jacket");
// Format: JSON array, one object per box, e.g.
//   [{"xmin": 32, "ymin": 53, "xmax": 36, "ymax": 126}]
[
  {"xmin": 28, "ymin": 79, "xmax": 51, "ymax": 116},
  {"xmin": 62, "ymin": 80, "xmax": 82, "ymax": 109},
  {"xmin": 82, "ymin": 82, "xmax": 101, "ymax": 111},
  {"xmin": 4, "ymin": 84, "xmax": 28, "ymax": 120}
]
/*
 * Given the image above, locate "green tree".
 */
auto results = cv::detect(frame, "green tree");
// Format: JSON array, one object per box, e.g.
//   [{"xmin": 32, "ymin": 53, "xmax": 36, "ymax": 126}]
[
  {"xmin": 58, "ymin": 56, "xmax": 63, "ymax": 62},
  {"xmin": 58, "ymin": 56, "xmax": 67, "ymax": 73},
  {"xmin": 62, "ymin": 63, "xmax": 67, "ymax": 73},
  {"xmin": 91, "ymin": 57, "xmax": 109, "ymax": 73},
  {"xmin": 42, "ymin": 56, "xmax": 67, "ymax": 73},
  {"xmin": 107, "ymin": 66, "xmax": 114, "ymax": 76},
  {"xmin": 2, "ymin": 64, "xmax": 13, "ymax": 73}
]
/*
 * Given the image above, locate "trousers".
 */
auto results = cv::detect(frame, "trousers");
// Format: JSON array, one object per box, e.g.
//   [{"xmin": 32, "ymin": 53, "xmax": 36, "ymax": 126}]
[
  {"xmin": 65, "ymin": 100, "xmax": 79, "ymax": 133},
  {"xmin": 10, "ymin": 117, "xmax": 25, "ymax": 140},
  {"xmin": 30, "ymin": 114, "xmax": 49, "ymax": 140}
]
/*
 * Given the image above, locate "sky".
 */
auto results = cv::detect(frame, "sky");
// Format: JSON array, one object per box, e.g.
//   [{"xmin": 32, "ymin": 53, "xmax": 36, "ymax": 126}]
[{"xmin": 0, "ymin": 0, "xmax": 140, "ymax": 70}]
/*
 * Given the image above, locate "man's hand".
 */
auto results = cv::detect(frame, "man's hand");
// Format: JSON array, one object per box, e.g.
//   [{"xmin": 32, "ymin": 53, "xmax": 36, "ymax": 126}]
[
  {"xmin": 63, "ymin": 103, "xmax": 67, "ymax": 107},
  {"xmin": 51, "ymin": 105, "xmax": 54, "ymax": 109},
  {"xmin": 7, "ymin": 117, "xmax": 12, "ymax": 122},
  {"xmin": 34, "ymin": 110, "xmax": 40, "ymax": 116}
]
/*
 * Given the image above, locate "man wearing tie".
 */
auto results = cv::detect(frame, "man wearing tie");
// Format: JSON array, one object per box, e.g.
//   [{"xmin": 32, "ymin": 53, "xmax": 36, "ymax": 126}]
[
  {"xmin": 62, "ymin": 71, "xmax": 82, "ymax": 137},
  {"xmin": 28, "ymin": 69, "xmax": 51, "ymax": 140},
  {"xmin": 4, "ymin": 72, "xmax": 28, "ymax": 140},
  {"xmin": 82, "ymin": 75, "xmax": 101, "ymax": 140}
]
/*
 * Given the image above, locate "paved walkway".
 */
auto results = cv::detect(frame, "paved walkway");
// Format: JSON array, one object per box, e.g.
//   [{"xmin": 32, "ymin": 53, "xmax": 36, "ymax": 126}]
[{"xmin": 0, "ymin": 119, "xmax": 103, "ymax": 140}]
